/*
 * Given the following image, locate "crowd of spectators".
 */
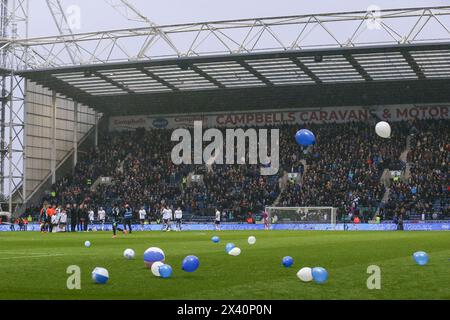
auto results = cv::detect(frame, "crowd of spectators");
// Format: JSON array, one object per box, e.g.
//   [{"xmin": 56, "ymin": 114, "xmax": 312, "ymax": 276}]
[
  {"xmin": 32, "ymin": 118, "xmax": 448, "ymax": 223},
  {"xmin": 383, "ymin": 119, "xmax": 449, "ymax": 220},
  {"xmin": 278, "ymin": 121, "xmax": 409, "ymax": 220}
]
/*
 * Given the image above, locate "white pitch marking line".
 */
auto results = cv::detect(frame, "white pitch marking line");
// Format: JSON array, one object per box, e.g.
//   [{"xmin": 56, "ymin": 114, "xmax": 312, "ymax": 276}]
[{"xmin": 0, "ymin": 253, "xmax": 65, "ymax": 260}]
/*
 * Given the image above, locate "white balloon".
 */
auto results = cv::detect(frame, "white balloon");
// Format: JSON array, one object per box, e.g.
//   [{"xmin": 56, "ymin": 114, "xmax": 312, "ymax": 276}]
[
  {"xmin": 123, "ymin": 248, "xmax": 135, "ymax": 260},
  {"xmin": 228, "ymin": 247, "xmax": 241, "ymax": 256},
  {"xmin": 151, "ymin": 261, "xmax": 165, "ymax": 277},
  {"xmin": 375, "ymin": 121, "xmax": 391, "ymax": 138},
  {"xmin": 297, "ymin": 267, "xmax": 313, "ymax": 282},
  {"xmin": 248, "ymin": 236, "xmax": 256, "ymax": 245},
  {"xmin": 84, "ymin": 241, "xmax": 91, "ymax": 247}
]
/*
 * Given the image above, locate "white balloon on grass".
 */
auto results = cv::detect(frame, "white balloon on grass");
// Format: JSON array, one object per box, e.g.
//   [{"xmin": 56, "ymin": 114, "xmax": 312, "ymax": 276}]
[
  {"xmin": 151, "ymin": 261, "xmax": 165, "ymax": 277},
  {"xmin": 123, "ymin": 249, "xmax": 135, "ymax": 260},
  {"xmin": 248, "ymin": 236, "xmax": 256, "ymax": 245},
  {"xmin": 297, "ymin": 267, "xmax": 313, "ymax": 282},
  {"xmin": 228, "ymin": 247, "xmax": 241, "ymax": 256},
  {"xmin": 375, "ymin": 121, "xmax": 391, "ymax": 138}
]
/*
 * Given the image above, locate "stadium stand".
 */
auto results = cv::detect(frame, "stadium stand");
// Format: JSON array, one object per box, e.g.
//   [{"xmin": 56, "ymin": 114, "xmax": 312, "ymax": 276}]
[{"xmin": 34, "ymin": 119, "xmax": 448, "ymax": 223}]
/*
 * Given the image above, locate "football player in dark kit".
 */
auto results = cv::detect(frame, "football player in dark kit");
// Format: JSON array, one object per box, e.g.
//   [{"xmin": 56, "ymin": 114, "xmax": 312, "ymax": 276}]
[{"xmin": 111, "ymin": 204, "xmax": 125, "ymax": 238}]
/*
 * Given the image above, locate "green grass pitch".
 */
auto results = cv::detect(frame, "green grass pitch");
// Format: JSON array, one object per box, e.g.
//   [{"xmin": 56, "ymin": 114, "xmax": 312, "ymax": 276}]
[{"xmin": 0, "ymin": 230, "xmax": 449, "ymax": 300}]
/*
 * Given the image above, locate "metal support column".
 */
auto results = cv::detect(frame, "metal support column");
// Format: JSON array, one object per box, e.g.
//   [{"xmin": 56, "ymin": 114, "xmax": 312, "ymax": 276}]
[
  {"xmin": 51, "ymin": 90, "xmax": 56, "ymax": 184},
  {"xmin": 73, "ymin": 101, "xmax": 78, "ymax": 171}
]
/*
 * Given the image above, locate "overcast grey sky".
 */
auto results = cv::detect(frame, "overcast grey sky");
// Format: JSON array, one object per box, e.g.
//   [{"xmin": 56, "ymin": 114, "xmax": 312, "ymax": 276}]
[{"xmin": 28, "ymin": 0, "xmax": 449, "ymax": 37}]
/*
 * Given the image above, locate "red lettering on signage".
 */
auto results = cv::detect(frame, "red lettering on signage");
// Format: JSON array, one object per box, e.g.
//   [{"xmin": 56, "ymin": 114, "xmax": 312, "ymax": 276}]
[
  {"xmin": 348, "ymin": 110, "xmax": 357, "ymax": 120},
  {"xmin": 288, "ymin": 112, "xmax": 295, "ymax": 121},
  {"xmin": 358, "ymin": 110, "xmax": 368, "ymax": 120},
  {"xmin": 409, "ymin": 107, "xmax": 419, "ymax": 118},
  {"xmin": 299, "ymin": 112, "xmax": 308, "ymax": 122},
  {"xmin": 429, "ymin": 107, "xmax": 439, "ymax": 117},
  {"xmin": 216, "ymin": 115, "xmax": 225, "ymax": 125},
  {"xmin": 319, "ymin": 111, "xmax": 327, "ymax": 121},
  {"xmin": 255, "ymin": 114, "xmax": 263, "ymax": 123},
  {"xmin": 329, "ymin": 111, "xmax": 338, "ymax": 121},
  {"xmin": 338, "ymin": 110, "xmax": 348, "ymax": 120},
  {"xmin": 396, "ymin": 108, "xmax": 408, "ymax": 119},
  {"xmin": 441, "ymin": 106, "xmax": 449, "ymax": 118}
]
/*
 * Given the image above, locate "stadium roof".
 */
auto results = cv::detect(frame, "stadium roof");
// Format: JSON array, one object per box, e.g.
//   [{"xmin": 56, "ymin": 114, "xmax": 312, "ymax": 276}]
[{"xmin": 17, "ymin": 42, "xmax": 450, "ymax": 115}]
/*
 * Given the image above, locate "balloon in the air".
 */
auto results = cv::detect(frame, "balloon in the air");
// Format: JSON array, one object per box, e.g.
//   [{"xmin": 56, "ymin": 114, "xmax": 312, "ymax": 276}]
[
  {"xmin": 375, "ymin": 121, "xmax": 391, "ymax": 138},
  {"xmin": 295, "ymin": 129, "xmax": 316, "ymax": 146}
]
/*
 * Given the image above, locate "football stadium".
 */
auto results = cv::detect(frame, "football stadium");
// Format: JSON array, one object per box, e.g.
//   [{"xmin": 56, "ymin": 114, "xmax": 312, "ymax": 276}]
[{"xmin": 0, "ymin": 1, "xmax": 449, "ymax": 303}]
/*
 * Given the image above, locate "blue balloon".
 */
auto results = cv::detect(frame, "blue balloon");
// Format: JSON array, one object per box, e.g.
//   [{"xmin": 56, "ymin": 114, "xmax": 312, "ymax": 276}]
[
  {"xmin": 282, "ymin": 256, "xmax": 294, "ymax": 268},
  {"xmin": 225, "ymin": 243, "xmax": 235, "ymax": 253},
  {"xmin": 413, "ymin": 251, "xmax": 429, "ymax": 266},
  {"xmin": 295, "ymin": 129, "xmax": 316, "ymax": 146},
  {"xmin": 312, "ymin": 267, "xmax": 328, "ymax": 284},
  {"xmin": 182, "ymin": 255, "xmax": 200, "ymax": 272},
  {"xmin": 159, "ymin": 264, "xmax": 173, "ymax": 278},
  {"xmin": 211, "ymin": 236, "xmax": 220, "ymax": 243}
]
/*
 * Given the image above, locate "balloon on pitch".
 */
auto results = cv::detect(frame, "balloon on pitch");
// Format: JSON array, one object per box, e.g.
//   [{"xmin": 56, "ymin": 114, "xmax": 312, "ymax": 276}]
[
  {"xmin": 211, "ymin": 236, "xmax": 220, "ymax": 243},
  {"xmin": 144, "ymin": 247, "xmax": 165, "ymax": 268},
  {"xmin": 228, "ymin": 247, "xmax": 241, "ymax": 256},
  {"xmin": 297, "ymin": 267, "xmax": 313, "ymax": 282},
  {"xmin": 413, "ymin": 251, "xmax": 429, "ymax": 266},
  {"xmin": 375, "ymin": 121, "xmax": 391, "ymax": 138},
  {"xmin": 312, "ymin": 267, "xmax": 328, "ymax": 284},
  {"xmin": 159, "ymin": 264, "xmax": 173, "ymax": 279},
  {"xmin": 151, "ymin": 261, "xmax": 165, "ymax": 277},
  {"xmin": 123, "ymin": 248, "xmax": 135, "ymax": 260},
  {"xmin": 92, "ymin": 267, "xmax": 109, "ymax": 284},
  {"xmin": 282, "ymin": 256, "xmax": 294, "ymax": 268},
  {"xmin": 248, "ymin": 236, "xmax": 256, "ymax": 245},
  {"xmin": 84, "ymin": 241, "xmax": 91, "ymax": 248},
  {"xmin": 225, "ymin": 243, "xmax": 235, "ymax": 253},
  {"xmin": 182, "ymin": 255, "xmax": 200, "ymax": 272},
  {"xmin": 295, "ymin": 129, "xmax": 316, "ymax": 146}
]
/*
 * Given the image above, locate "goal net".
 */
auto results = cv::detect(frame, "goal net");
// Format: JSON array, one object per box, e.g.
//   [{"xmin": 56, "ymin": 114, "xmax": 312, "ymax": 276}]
[{"xmin": 265, "ymin": 207, "xmax": 337, "ymax": 225}]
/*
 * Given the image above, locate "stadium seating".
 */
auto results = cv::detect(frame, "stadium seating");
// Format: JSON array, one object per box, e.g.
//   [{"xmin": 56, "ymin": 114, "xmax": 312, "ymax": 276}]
[{"xmin": 35, "ymin": 119, "xmax": 448, "ymax": 222}]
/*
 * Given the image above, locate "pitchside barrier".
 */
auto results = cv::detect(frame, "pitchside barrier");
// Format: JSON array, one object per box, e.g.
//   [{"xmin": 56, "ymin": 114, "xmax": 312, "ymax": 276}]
[{"xmin": 1, "ymin": 222, "xmax": 449, "ymax": 232}]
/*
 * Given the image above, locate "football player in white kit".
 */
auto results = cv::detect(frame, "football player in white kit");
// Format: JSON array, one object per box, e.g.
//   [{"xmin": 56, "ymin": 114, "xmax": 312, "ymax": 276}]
[
  {"xmin": 139, "ymin": 206, "xmax": 147, "ymax": 231},
  {"xmin": 98, "ymin": 207, "xmax": 106, "ymax": 231},
  {"xmin": 161, "ymin": 205, "xmax": 172, "ymax": 232},
  {"xmin": 215, "ymin": 208, "xmax": 221, "ymax": 231},
  {"xmin": 88, "ymin": 207, "xmax": 95, "ymax": 231},
  {"xmin": 174, "ymin": 207, "xmax": 183, "ymax": 231}
]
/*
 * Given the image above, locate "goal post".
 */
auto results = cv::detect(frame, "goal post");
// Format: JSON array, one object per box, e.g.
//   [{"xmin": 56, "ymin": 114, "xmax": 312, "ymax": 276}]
[{"xmin": 264, "ymin": 207, "xmax": 337, "ymax": 225}]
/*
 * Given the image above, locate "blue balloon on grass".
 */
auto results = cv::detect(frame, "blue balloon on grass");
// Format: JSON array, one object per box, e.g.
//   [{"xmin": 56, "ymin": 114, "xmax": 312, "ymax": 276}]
[
  {"xmin": 282, "ymin": 256, "xmax": 294, "ymax": 268},
  {"xmin": 413, "ymin": 251, "xmax": 429, "ymax": 266},
  {"xmin": 211, "ymin": 236, "xmax": 220, "ymax": 243},
  {"xmin": 295, "ymin": 129, "xmax": 316, "ymax": 146},
  {"xmin": 182, "ymin": 255, "xmax": 199, "ymax": 272},
  {"xmin": 159, "ymin": 264, "xmax": 173, "ymax": 278},
  {"xmin": 312, "ymin": 267, "xmax": 328, "ymax": 284},
  {"xmin": 225, "ymin": 243, "xmax": 235, "ymax": 253}
]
